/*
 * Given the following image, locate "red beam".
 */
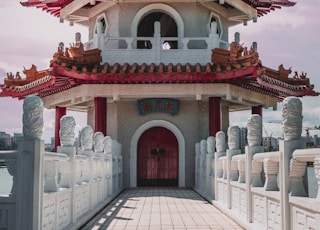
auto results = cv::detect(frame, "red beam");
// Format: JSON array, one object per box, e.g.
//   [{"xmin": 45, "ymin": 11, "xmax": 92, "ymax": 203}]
[
  {"xmin": 252, "ymin": 105, "xmax": 262, "ymax": 117},
  {"xmin": 209, "ymin": 97, "xmax": 221, "ymax": 136},
  {"xmin": 94, "ymin": 97, "xmax": 107, "ymax": 136}
]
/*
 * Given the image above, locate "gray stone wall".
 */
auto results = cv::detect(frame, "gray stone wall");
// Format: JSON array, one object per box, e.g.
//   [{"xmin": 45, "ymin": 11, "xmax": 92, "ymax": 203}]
[
  {"xmin": 106, "ymin": 99, "xmax": 209, "ymax": 188},
  {"xmin": 88, "ymin": 2, "xmax": 228, "ymax": 42}
]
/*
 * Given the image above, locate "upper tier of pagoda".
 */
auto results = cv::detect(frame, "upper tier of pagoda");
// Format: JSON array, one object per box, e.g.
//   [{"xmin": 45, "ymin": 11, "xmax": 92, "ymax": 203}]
[
  {"xmin": 0, "ymin": 40, "xmax": 317, "ymax": 101},
  {"xmin": 20, "ymin": 0, "xmax": 296, "ymax": 26}
]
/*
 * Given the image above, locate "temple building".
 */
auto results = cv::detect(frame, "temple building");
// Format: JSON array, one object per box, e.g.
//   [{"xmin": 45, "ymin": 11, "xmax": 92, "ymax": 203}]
[{"xmin": 0, "ymin": 0, "xmax": 318, "ymax": 188}]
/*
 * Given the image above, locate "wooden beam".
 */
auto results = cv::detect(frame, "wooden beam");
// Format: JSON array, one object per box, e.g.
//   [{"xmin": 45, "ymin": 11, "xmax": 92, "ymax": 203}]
[
  {"xmin": 199, "ymin": 1, "xmax": 228, "ymax": 18},
  {"xmin": 224, "ymin": 0, "xmax": 257, "ymax": 20},
  {"xmin": 89, "ymin": 1, "xmax": 116, "ymax": 18},
  {"xmin": 60, "ymin": 0, "xmax": 90, "ymax": 20}
]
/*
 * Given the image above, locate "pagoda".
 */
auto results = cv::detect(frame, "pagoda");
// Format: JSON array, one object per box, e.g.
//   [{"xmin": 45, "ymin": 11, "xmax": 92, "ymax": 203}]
[{"xmin": 0, "ymin": 0, "xmax": 318, "ymax": 188}]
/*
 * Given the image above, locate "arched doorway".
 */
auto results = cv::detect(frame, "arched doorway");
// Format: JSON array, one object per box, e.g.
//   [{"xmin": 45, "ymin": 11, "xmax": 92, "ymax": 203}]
[
  {"xmin": 137, "ymin": 126, "xmax": 178, "ymax": 186},
  {"xmin": 137, "ymin": 12, "xmax": 178, "ymax": 49}
]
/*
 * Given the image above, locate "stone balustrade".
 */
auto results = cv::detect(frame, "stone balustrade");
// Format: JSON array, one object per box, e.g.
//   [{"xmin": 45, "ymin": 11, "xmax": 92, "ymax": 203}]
[
  {"xmin": 0, "ymin": 96, "xmax": 123, "ymax": 230},
  {"xmin": 253, "ymin": 151, "xmax": 280, "ymax": 191},
  {"xmin": 195, "ymin": 97, "xmax": 320, "ymax": 230},
  {"xmin": 85, "ymin": 21, "xmax": 228, "ymax": 65}
]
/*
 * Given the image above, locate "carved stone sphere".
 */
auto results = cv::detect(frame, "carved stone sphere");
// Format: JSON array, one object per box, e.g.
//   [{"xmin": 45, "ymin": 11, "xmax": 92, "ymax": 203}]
[
  {"xmin": 59, "ymin": 116, "xmax": 76, "ymax": 146},
  {"xmin": 228, "ymin": 126, "xmax": 240, "ymax": 150},
  {"xmin": 247, "ymin": 114, "xmax": 262, "ymax": 147},
  {"xmin": 282, "ymin": 97, "xmax": 303, "ymax": 140},
  {"xmin": 216, "ymin": 131, "xmax": 226, "ymax": 153},
  {"xmin": 207, "ymin": 136, "xmax": 215, "ymax": 154},
  {"xmin": 200, "ymin": 139, "xmax": 207, "ymax": 155},
  {"xmin": 80, "ymin": 125, "xmax": 93, "ymax": 151},
  {"xmin": 103, "ymin": 136, "xmax": 112, "ymax": 154},
  {"xmin": 23, "ymin": 95, "xmax": 44, "ymax": 139},
  {"xmin": 93, "ymin": 132, "xmax": 104, "ymax": 153}
]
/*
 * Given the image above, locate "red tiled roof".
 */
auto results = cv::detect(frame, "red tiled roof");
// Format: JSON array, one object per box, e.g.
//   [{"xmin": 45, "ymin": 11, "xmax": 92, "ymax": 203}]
[
  {"xmin": 20, "ymin": 0, "xmax": 296, "ymax": 18},
  {"xmin": 1, "ymin": 61, "xmax": 318, "ymax": 100},
  {"xmin": 20, "ymin": 0, "xmax": 73, "ymax": 17}
]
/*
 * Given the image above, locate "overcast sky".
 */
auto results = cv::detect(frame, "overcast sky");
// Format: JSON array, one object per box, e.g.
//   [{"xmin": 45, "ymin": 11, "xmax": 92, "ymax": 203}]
[{"xmin": 0, "ymin": 0, "xmax": 320, "ymax": 142}]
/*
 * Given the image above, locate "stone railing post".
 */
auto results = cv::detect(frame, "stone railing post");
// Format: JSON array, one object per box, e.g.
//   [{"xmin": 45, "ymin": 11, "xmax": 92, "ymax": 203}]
[
  {"xmin": 214, "ymin": 131, "xmax": 226, "ymax": 201},
  {"xmin": 195, "ymin": 143, "xmax": 200, "ymax": 190},
  {"xmin": 118, "ymin": 144, "xmax": 123, "ymax": 190},
  {"xmin": 112, "ymin": 140, "xmax": 119, "ymax": 193},
  {"xmin": 57, "ymin": 115, "xmax": 77, "ymax": 223},
  {"xmin": 279, "ymin": 97, "xmax": 306, "ymax": 230},
  {"xmin": 226, "ymin": 126, "xmax": 241, "ymax": 209},
  {"xmin": 245, "ymin": 114, "xmax": 264, "ymax": 223},
  {"xmin": 200, "ymin": 140, "xmax": 207, "ymax": 195},
  {"xmin": 15, "ymin": 95, "xmax": 44, "ymax": 230},
  {"xmin": 206, "ymin": 136, "xmax": 215, "ymax": 200},
  {"xmin": 94, "ymin": 132, "xmax": 107, "ymax": 199},
  {"xmin": 78, "ymin": 125, "xmax": 95, "ymax": 209},
  {"xmin": 103, "ymin": 136, "xmax": 113, "ymax": 196}
]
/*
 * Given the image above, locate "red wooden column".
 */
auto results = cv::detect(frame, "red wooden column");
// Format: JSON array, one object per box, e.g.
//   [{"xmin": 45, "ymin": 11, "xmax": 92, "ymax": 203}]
[
  {"xmin": 94, "ymin": 97, "xmax": 107, "ymax": 135},
  {"xmin": 209, "ymin": 97, "xmax": 221, "ymax": 136},
  {"xmin": 55, "ymin": 106, "xmax": 66, "ymax": 151},
  {"xmin": 252, "ymin": 105, "xmax": 262, "ymax": 117}
]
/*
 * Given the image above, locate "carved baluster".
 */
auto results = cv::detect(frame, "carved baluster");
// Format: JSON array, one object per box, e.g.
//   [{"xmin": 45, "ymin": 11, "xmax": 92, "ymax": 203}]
[
  {"xmin": 5, "ymin": 157, "xmax": 17, "ymax": 196},
  {"xmin": 290, "ymin": 159, "xmax": 307, "ymax": 196},
  {"xmin": 44, "ymin": 159, "xmax": 59, "ymax": 192},
  {"xmin": 230, "ymin": 158, "xmax": 239, "ymax": 181},
  {"xmin": 221, "ymin": 157, "xmax": 227, "ymax": 179},
  {"xmin": 238, "ymin": 157, "xmax": 246, "ymax": 183},
  {"xmin": 252, "ymin": 159, "xmax": 263, "ymax": 187},
  {"xmin": 263, "ymin": 159, "xmax": 279, "ymax": 191},
  {"xmin": 314, "ymin": 157, "xmax": 320, "ymax": 200},
  {"xmin": 216, "ymin": 157, "xmax": 223, "ymax": 178}
]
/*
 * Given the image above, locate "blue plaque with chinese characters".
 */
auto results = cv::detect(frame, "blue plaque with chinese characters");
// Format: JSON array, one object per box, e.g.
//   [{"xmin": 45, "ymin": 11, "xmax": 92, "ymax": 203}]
[{"xmin": 137, "ymin": 98, "xmax": 180, "ymax": 115}]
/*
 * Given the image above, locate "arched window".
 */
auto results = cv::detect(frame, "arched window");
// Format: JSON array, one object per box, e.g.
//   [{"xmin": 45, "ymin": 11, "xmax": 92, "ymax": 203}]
[
  {"xmin": 137, "ymin": 12, "xmax": 178, "ymax": 49},
  {"xmin": 131, "ymin": 4, "xmax": 184, "ymax": 49},
  {"xmin": 95, "ymin": 14, "xmax": 107, "ymax": 35},
  {"xmin": 208, "ymin": 12, "xmax": 222, "ymax": 37}
]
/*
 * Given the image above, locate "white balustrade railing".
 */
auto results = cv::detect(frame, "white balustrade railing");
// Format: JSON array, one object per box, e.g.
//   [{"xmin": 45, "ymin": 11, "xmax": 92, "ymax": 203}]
[
  {"xmin": 194, "ymin": 97, "xmax": 320, "ymax": 230},
  {"xmin": 84, "ymin": 25, "xmax": 228, "ymax": 65},
  {"xmin": 288, "ymin": 149, "xmax": 320, "ymax": 230},
  {"xmin": 0, "ymin": 96, "xmax": 123, "ymax": 230}
]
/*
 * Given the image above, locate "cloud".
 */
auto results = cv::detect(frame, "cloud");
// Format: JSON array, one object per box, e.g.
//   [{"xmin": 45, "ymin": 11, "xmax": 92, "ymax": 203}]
[{"xmin": 0, "ymin": 2, "xmax": 16, "ymax": 8}]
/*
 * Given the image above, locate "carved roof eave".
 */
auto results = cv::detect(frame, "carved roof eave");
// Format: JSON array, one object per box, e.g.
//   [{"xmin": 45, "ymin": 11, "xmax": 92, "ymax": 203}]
[
  {"xmin": 20, "ymin": 0, "xmax": 296, "ymax": 24},
  {"xmin": 0, "ymin": 76, "xmax": 56, "ymax": 99},
  {"xmin": 1, "ymin": 62, "xmax": 318, "ymax": 101}
]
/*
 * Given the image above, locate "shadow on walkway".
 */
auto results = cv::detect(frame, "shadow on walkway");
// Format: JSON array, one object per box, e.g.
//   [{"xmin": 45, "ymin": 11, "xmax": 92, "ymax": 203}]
[{"xmin": 80, "ymin": 187, "xmax": 243, "ymax": 230}]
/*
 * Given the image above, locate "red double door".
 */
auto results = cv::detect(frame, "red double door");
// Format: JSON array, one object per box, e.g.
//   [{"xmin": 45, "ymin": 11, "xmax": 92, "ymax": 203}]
[{"xmin": 137, "ymin": 127, "xmax": 178, "ymax": 187}]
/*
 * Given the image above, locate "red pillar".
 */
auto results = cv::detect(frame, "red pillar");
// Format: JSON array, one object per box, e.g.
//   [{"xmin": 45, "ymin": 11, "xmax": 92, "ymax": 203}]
[
  {"xmin": 94, "ymin": 97, "xmax": 107, "ymax": 135},
  {"xmin": 252, "ymin": 105, "xmax": 262, "ymax": 117},
  {"xmin": 209, "ymin": 97, "xmax": 221, "ymax": 136},
  {"xmin": 55, "ymin": 106, "xmax": 66, "ymax": 151}
]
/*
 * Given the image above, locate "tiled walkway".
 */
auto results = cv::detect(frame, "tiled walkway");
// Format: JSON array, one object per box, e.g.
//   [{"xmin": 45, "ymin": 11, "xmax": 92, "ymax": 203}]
[{"xmin": 80, "ymin": 188, "xmax": 244, "ymax": 230}]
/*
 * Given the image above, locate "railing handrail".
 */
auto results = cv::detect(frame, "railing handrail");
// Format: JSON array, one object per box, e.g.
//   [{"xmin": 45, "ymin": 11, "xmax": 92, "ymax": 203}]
[
  {"xmin": 253, "ymin": 151, "xmax": 280, "ymax": 162},
  {"xmin": 293, "ymin": 148, "xmax": 320, "ymax": 162},
  {"xmin": 44, "ymin": 151, "xmax": 68, "ymax": 161}
]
